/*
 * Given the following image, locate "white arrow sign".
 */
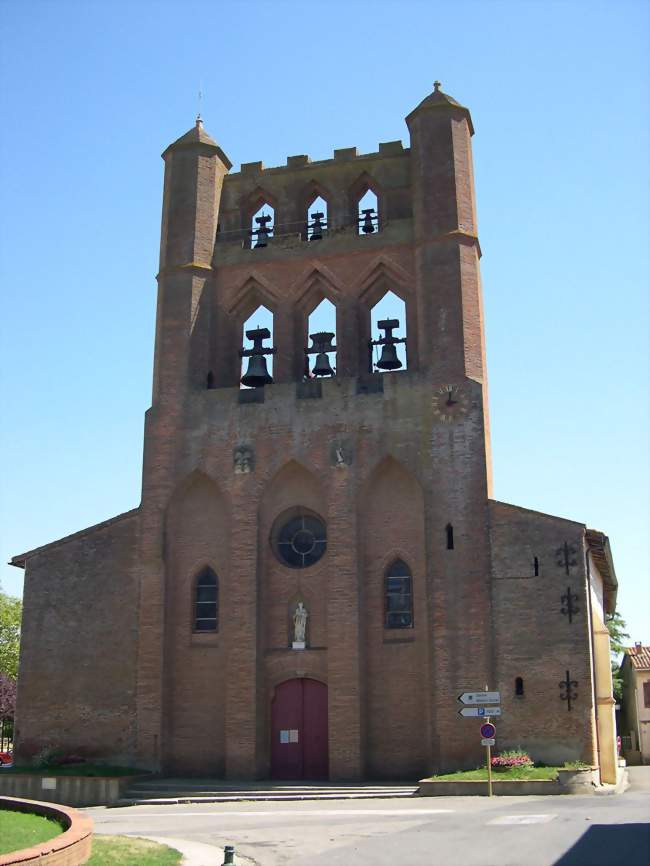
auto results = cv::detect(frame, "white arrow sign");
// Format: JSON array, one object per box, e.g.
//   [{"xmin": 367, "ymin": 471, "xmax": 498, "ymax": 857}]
[
  {"xmin": 458, "ymin": 706, "xmax": 502, "ymax": 717},
  {"xmin": 458, "ymin": 691, "xmax": 501, "ymax": 705}
]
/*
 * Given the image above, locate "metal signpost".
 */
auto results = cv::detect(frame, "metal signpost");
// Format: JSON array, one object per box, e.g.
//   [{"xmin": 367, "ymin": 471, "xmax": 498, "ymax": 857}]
[
  {"xmin": 458, "ymin": 706, "xmax": 501, "ymax": 717},
  {"xmin": 457, "ymin": 689, "xmax": 501, "ymax": 798}
]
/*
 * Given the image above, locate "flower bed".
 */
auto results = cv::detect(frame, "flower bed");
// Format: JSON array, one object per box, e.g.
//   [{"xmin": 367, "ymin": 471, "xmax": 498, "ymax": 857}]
[{"xmin": 490, "ymin": 749, "xmax": 533, "ymax": 772}]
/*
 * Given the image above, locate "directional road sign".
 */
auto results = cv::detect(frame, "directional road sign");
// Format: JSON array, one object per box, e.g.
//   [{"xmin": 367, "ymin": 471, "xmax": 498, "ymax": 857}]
[
  {"xmin": 458, "ymin": 706, "xmax": 502, "ymax": 717},
  {"xmin": 480, "ymin": 722, "xmax": 496, "ymax": 739},
  {"xmin": 458, "ymin": 692, "xmax": 501, "ymax": 705},
  {"xmin": 481, "ymin": 738, "xmax": 495, "ymax": 746}
]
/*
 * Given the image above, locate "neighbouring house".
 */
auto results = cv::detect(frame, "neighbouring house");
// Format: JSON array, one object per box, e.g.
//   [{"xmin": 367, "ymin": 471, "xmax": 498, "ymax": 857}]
[{"xmin": 619, "ymin": 643, "xmax": 650, "ymax": 764}]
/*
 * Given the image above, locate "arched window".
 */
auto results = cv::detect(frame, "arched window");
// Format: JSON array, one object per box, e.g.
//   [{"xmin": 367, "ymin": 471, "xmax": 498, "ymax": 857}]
[
  {"xmin": 515, "ymin": 676, "xmax": 524, "ymax": 697},
  {"xmin": 384, "ymin": 559, "xmax": 413, "ymax": 629},
  {"xmin": 194, "ymin": 568, "xmax": 218, "ymax": 631}
]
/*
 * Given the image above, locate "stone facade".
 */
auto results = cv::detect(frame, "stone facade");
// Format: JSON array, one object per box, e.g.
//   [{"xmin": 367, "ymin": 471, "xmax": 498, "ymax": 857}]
[{"xmin": 12, "ymin": 85, "xmax": 619, "ymax": 781}]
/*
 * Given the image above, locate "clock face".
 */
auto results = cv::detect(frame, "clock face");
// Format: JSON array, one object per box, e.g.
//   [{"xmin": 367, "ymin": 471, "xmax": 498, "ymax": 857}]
[{"xmin": 432, "ymin": 384, "xmax": 470, "ymax": 424}]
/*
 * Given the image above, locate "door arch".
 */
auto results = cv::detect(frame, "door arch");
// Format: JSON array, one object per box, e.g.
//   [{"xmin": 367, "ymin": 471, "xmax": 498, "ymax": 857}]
[{"xmin": 271, "ymin": 678, "xmax": 328, "ymax": 779}]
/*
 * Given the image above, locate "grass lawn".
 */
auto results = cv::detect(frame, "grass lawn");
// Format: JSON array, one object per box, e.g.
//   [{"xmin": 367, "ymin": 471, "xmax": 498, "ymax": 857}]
[
  {"xmin": 2, "ymin": 764, "xmax": 146, "ymax": 776},
  {"xmin": 427, "ymin": 765, "xmax": 559, "ymax": 781},
  {"xmin": 87, "ymin": 835, "xmax": 182, "ymax": 865},
  {"xmin": 0, "ymin": 809, "xmax": 63, "ymax": 855}
]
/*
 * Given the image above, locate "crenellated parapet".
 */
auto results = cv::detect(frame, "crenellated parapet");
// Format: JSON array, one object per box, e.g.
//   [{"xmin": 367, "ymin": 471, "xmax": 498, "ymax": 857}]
[{"xmin": 216, "ymin": 141, "xmax": 412, "ymax": 248}]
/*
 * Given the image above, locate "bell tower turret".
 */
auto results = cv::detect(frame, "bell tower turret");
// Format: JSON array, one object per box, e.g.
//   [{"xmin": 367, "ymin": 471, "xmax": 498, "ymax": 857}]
[
  {"xmin": 152, "ymin": 118, "xmax": 231, "ymax": 402},
  {"xmin": 406, "ymin": 83, "xmax": 491, "ymax": 490},
  {"xmin": 406, "ymin": 83, "xmax": 486, "ymax": 385}
]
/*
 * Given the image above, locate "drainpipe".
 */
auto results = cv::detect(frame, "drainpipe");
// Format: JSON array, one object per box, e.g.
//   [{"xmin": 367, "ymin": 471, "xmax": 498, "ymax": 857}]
[{"xmin": 585, "ymin": 545, "xmax": 602, "ymax": 783}]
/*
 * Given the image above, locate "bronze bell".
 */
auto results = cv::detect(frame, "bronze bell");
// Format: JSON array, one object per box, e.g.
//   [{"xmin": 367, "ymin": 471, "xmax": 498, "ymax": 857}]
[
  {"xmin": 240, "ymin": 326, "xmax": 276, "ymax": 387},
  {"xmin": 361, "ymin": 207, "xmax": 376, "ymax": 234},
  {"xmin": 307, "ymin": 331, "xmax": 336, "ymax": 377},
  {"xmin": 241, "ymin": 354, "xmax": 273, "ymax": 387},
  {"xmin": 377, "ymin": 343, "xmax": 402, "ymax": 370},
  {"xmin": 313, "ymin": 351, "xmax": 334, "ymax": 377},
  {"xmin": 372, "ymin": 317, "xmax": 406, "ymax": 371},
  {"xmin": 309, "ymin": 210, "xmax": 325, "ymax": 241}
]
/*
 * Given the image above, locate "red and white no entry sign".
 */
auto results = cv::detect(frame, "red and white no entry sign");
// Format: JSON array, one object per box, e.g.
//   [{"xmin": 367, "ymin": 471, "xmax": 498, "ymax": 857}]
[{"xmin": 480, "ymin": 722, "xmax": 496, "ymax": 739}]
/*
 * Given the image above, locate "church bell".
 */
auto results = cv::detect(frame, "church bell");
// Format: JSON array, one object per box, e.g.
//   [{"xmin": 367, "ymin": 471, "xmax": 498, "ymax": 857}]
[
  {"xmin": 376, "ymin": 343, "xmax": 402, "ymax": 370},
  {"xmin": 306, "ymin": 331, "xmax": 336, "ymax": 377},
  {"xmin": 312, "ymin": 351, "xmax": 334, "ymax": 377},
  {"xmin": 241, "ymin": 353, "xmax": 273, "ymax": 387},
  {"xmin": 239, "ymin": 326, "xmax": 276, "ymax": 388},
  {"xmin": 371, "ymin": 317, "xmax": 407, "ymax": 372}
]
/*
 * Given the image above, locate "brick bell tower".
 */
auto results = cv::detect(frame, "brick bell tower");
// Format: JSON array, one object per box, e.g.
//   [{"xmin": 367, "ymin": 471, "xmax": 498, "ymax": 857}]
[
  {"xmin": 133, "ymin": 82, "xmax": 495, "ymax": 780},
  {"xmin": 12, "ymin": 82, "xmax": 617, "ymax": 784}
]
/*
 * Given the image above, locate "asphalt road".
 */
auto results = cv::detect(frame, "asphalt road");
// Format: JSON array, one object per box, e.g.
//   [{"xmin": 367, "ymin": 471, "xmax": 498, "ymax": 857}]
[{"xmin": 86, "ymin": 767, "xmax": 650, "ymax": 866}]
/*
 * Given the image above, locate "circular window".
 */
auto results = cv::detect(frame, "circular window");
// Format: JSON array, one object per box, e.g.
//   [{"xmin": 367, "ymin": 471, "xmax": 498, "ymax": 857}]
[{"xmin": 274, "ymin": 512, "xmax": 327, "ymax": 569}]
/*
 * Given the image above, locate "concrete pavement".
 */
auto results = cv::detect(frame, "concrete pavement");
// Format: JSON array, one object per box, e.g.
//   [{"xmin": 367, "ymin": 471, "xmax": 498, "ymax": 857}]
[{"xmin": 85, "ymin": 767, "xmax": 650, "ymax": 866}]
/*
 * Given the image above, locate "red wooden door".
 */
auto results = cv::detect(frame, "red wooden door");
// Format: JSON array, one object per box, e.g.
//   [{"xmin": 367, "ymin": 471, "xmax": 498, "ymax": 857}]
[{"xmin": 271, "ymin": 678, "xmax": 328, "ymax": 779}]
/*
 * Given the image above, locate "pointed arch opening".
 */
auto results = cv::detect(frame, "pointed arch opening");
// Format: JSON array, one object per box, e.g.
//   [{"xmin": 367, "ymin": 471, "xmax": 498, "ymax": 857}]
[
  {"xmin": 358, "ymin": 188, "xmax": 379, "ymax": 235},
  {"xmin": 384, "ymin": 559, "xmax": 413, "ymax": 629},
  {"xmin": 194, "ymin": 566, "xmax": 219, "ymax": 632},
  {"xmin": 240, "ymin": 304, "xmax": 274, "ymax": 388},
  {"xmin": 306, "ymin": 298, "xmax": 337, "ymax": 378},
  {"xmin": 370, "ymin": 290, "xmax": 407, "ymax": 372},
  {"xmin": 306, "ymin": 194, "xmax": 328, "ymax": 241},
  {"xmin": 250, "ymin": 202, "xmax": 275, "ymax": 248}
]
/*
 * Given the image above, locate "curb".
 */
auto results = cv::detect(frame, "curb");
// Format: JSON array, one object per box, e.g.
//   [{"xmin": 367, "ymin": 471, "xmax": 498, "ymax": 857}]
[{"xmin": 139, "ymin": 835, "xmax": 257, "ymax": 866}]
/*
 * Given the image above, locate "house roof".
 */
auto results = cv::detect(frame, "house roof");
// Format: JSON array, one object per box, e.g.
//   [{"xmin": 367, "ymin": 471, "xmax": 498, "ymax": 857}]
[
  {"xmin": 625, "ymin": 645, "xmax": 650, "ymax": 671},
  {"xmin": 585, "ymin": 528, "xmax": 618, "ymax": 614}
]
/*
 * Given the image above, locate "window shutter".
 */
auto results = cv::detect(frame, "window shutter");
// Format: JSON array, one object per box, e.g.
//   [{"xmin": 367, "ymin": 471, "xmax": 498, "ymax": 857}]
[{"xmin": 643, "ymin": 680, "xmax": 650, "ymax": 709}]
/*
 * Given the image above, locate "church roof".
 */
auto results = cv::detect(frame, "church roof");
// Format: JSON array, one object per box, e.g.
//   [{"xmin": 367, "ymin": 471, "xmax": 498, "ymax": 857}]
[
  {"xmin": 406, "ymin": 82, "xmax": 474, "ymax": 134},
  {"xmin": 624, "ymin": 645, "xmax": 650, "ymax": 671},
  {"xmin": 10, "ymin": 508, "xmax": 140, "ymax": 568},
  {"xmin": 162, "ymin": 118, "xmax": 232, "ymax": 169}
]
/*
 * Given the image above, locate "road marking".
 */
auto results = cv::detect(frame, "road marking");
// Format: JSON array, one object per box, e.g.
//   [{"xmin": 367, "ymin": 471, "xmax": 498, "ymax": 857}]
[
  {"xmin": 487, "ymin": 814, "xmax": 556, "ymax": 825},
  {"xmin": 95, "ymin": 808, "xmax": 454, "ymax": 821}
]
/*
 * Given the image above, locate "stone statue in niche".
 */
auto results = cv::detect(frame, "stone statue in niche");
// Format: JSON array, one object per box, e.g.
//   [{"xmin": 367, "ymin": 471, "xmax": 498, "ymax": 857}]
[
  {"xmin": 292, "ymin": 601, "xmax": 308, "ymax": 650},
  {"xmin": 233, "ymin": 445, "xmax": 254, "ymax": 474},
  {"xmin": 330, "ymin": 440, "xmax": 352, "ymax": 468}
]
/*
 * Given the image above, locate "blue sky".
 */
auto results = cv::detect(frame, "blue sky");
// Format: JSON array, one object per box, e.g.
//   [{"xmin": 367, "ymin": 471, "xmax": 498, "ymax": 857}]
[{"xmin": 0, "ymin": 0, "xmax": 648, "ymax": 645}]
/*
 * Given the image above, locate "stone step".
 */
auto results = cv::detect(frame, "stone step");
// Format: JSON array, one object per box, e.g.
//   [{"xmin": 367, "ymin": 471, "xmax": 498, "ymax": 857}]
[{"xmin": 119, "ymin": 782, "xmax": 419, "ymax": 805}]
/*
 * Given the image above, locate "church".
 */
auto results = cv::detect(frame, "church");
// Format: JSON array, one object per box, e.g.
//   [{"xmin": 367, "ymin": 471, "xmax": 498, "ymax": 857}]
[{"xmin": 12, "ymin": 84, "xmax": 619, "ymax": 783}]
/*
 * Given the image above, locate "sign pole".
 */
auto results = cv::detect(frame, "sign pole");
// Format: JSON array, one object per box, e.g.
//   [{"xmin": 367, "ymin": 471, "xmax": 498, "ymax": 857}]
[
  {"xmin": 485, "ymin": 685, "xmax": 493, "ymax": 798},
  {"xmin": 487, "ymin": 739, "xmax": 493, "ymax": 797}
]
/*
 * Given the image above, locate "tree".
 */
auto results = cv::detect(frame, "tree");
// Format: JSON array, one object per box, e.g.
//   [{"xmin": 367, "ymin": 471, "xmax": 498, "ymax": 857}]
[
  {"xmin": 0, "ymin": 672, "xmax": 16, "ymax": 721},
  {"xmin": 0, "ymin": 583, "xmax": 22, "ymax": 680},
  {"xmin": 606, "ymin": 609, "xmax": 629, "ymax": 704}
]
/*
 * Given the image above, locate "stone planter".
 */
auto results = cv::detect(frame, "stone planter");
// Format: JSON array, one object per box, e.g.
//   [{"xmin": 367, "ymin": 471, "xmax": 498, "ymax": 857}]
[
  {"xmin": 418, "ymin": 778, "xmax": 561, "ymax": 796},
  {"xmin": 556, "ymin": 767, "xmax": 596, "ymax": 793}
]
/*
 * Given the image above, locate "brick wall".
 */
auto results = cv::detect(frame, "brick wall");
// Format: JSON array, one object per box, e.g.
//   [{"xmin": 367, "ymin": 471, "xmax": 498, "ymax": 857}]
[{"xmin": 15, "ymin": 513, "xmax": 139, "ymax": 764}]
